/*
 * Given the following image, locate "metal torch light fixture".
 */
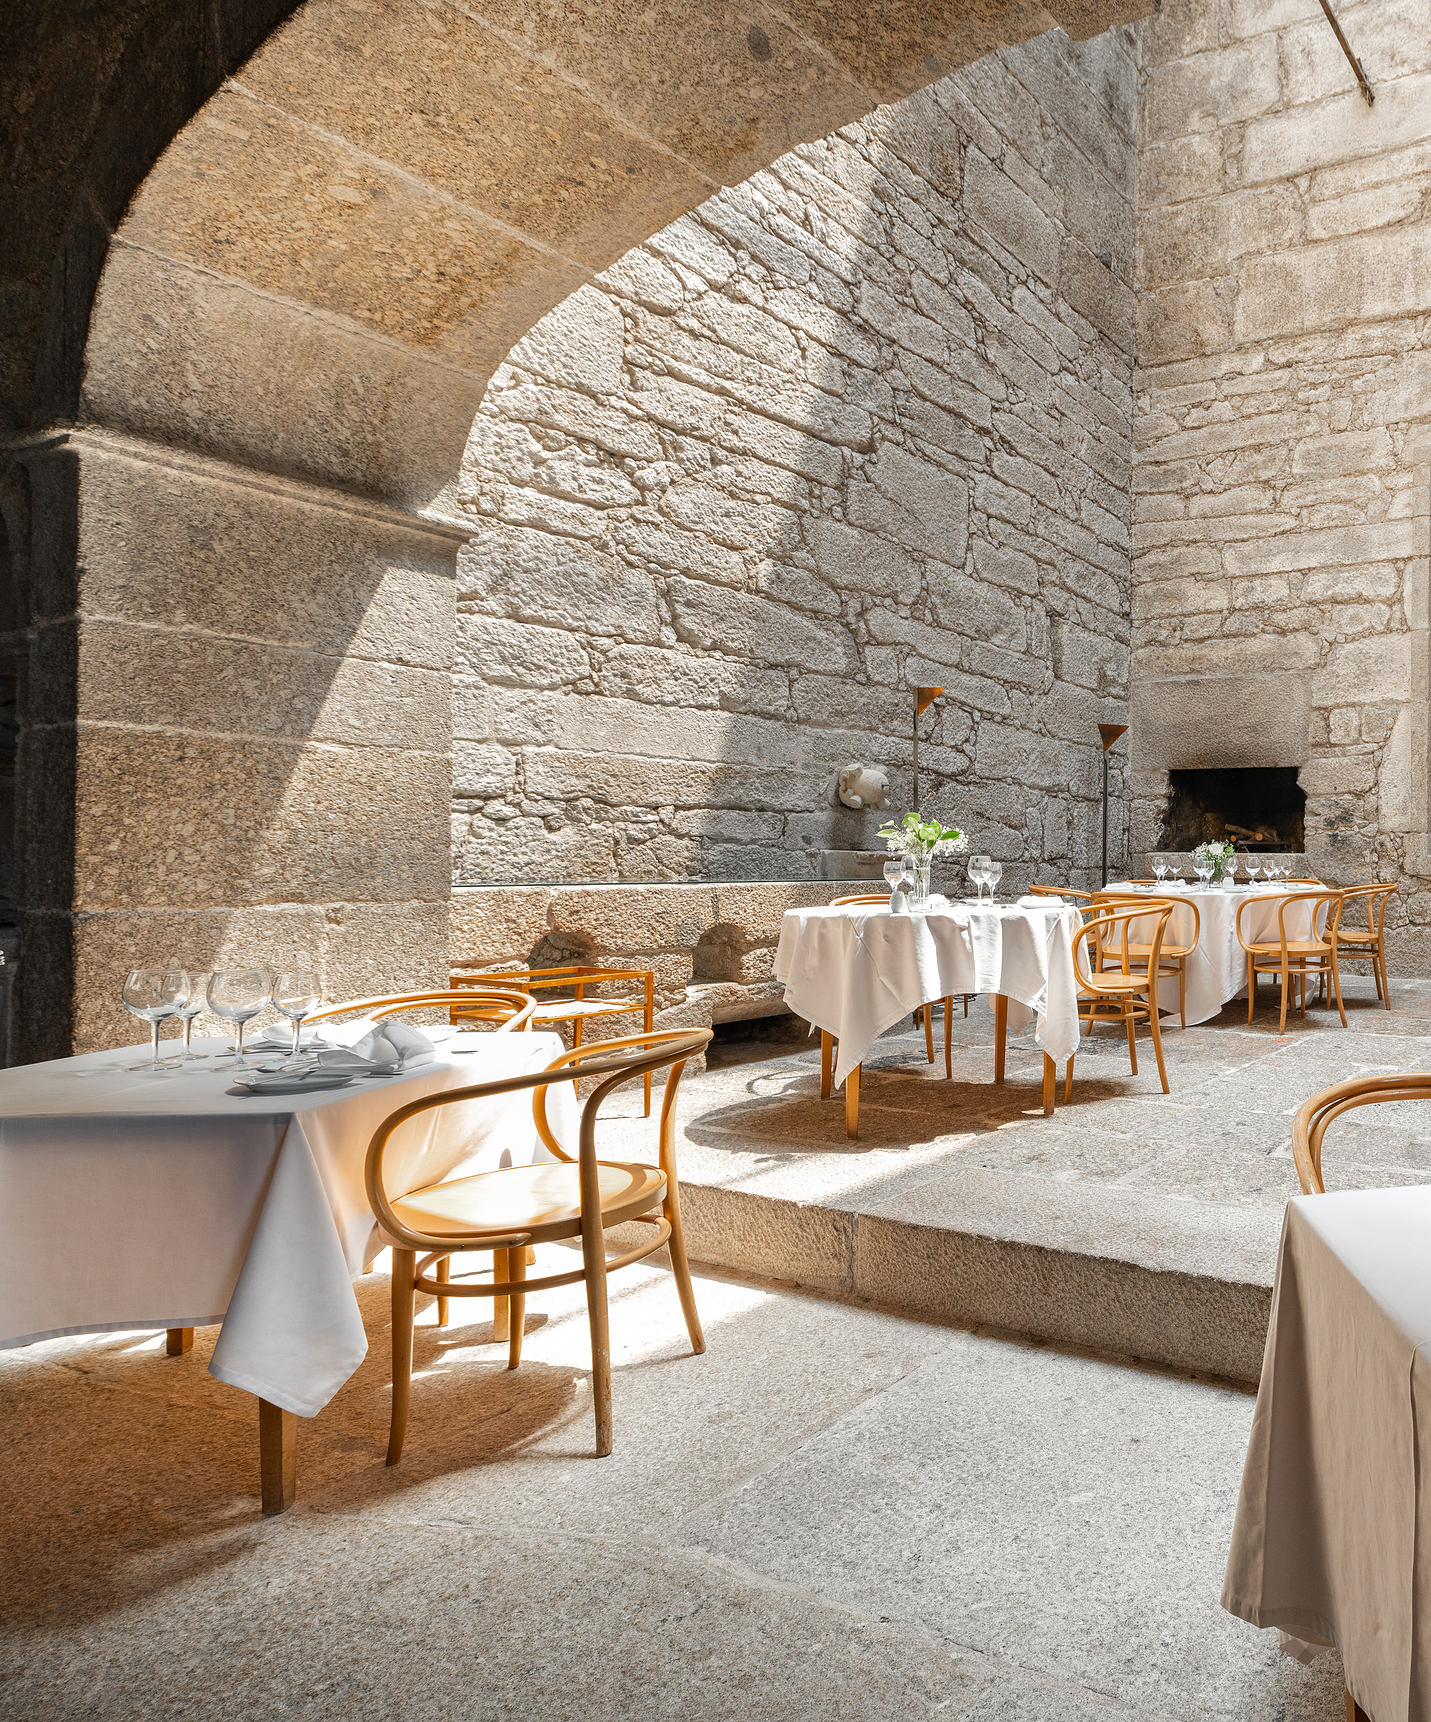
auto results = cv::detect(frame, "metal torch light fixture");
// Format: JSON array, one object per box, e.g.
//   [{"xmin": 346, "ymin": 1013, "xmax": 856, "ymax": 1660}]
[
  {"xmin": 913, "ymin": 686, "xmax": 943, "ymax": 814},
  {"xmin": 1098, "ymin": 722, "xmax": 1129, "ymax": 887}
]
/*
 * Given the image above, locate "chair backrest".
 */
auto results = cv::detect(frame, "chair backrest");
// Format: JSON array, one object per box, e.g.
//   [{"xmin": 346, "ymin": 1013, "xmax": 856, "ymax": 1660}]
[
  {"xmin": 364, "ymin": 1028, "xmax": 713, "ymax": 1254},
  {"xmin": 1292, "ymin": 1073, "xmax": 1431, "ymax": 1194},
  {"xmin": 1234, "ymin": 890, "xmax": 1344, "ymax": 954},
  {"xmin": 1073, "ymin": 901, "xmax": 1174, "ymax": 992},
  {"xmin": 1093, "ymin": 891, "xmax": 1200, "ymax": 958},
  {"xmin": 310, "ymin": 989, "xmax": 537, "ymax": 1031},
  {"xmin": 830, "ymin": 893, "xmax": 889, "ymax": 906},
  {"xmin": 1030, "ymin": 884, "xmax": 1096, "ymax": 900},
  {"xmin": 451, "ymin": 964, "xmax": 654, "ymax": 1005},
  {"xmin": 1336, "ymin": 882, "xmax": 1396, "ymax": 936}
]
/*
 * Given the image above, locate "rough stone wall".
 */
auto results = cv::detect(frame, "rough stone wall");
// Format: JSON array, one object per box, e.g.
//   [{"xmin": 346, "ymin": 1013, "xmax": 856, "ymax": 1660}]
[
  {"xmin": 1132, "ymin": 0, "xmax": 1431, "ymax": 964},
  {"xmin": 453, "ymin": 29, "xmax": 1140, "ymax": 889}
]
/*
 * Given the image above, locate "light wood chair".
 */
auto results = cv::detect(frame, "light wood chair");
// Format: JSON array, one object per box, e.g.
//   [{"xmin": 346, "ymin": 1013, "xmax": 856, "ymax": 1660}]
[
  {"xmin": 1095, "ymin": 891, "xmax": 1201, "ymax": 1029},
  {"xmin": 1331, "ymin": 882, "xmax": 1396, "ymax": 1009},
  {"xmin": 1236, "ymin": 891, "xmax": 1347, "ymax": 1033},
  {"xmin": 452, "ymin": 963, "xmax": 656, "ymax": 1114},
  {"xmin": 1292, "ymin": 1071, "xmax": 1431, "ymax": 1195},
  {"xmin": 1066, "ymin": 900, "xmax": 1176, "ymax": 1098},
  {"xmin": 368, "ymin": 1027, "xmax": 713, "ymax": 1462},
  {"xmin": 1029, "ymin": 884, "xmax": 1097, "ymax": 901}
]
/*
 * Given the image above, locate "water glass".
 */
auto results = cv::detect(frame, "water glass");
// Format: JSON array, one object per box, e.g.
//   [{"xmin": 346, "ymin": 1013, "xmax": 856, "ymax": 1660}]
[
  {"xmin": 1223, "ymin": 854, "xmax": 1239, "ymax": 889},
  {"xmin": 122, "ymin": 969, "xmax": 186, "ymax": 1071},
  {"xmin": 1245, "ymin": 861, "xmax": 1261, "ymax": 885},
  {"xmin": 969, "ymin": 855, "xmax": 993, "ymax": 902},
  {"xmin": 985, "ymin": 859, "xmax": 1003, "ymax": 902},
  {"xmin": 1194, "ymin": 862, "xmax": 1212, "ymax": 890},
  {"xmin": 1151, "ymin": 857, "xmax": 1168, "ymax": 883},
  {"xmin": 208, "ymin": 969, "xmax": 274, "ymax": 1068},
  {"xmin": 172, "ymin": 971, "xmax": 211, "ymax": 1062},
  {"xmin": 273, "ymin": 971, "xmax": 323, "ymax": 1063},
  {"xmin": 884, "ymin": 857, "xmax": 908, "ymax": 896}
]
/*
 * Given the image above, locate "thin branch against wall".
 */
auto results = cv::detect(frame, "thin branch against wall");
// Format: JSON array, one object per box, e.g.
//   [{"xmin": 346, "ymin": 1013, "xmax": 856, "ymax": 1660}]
[{"xmin": 1318, "ymin": 0, "xmax": 1375, "ymax": 105}]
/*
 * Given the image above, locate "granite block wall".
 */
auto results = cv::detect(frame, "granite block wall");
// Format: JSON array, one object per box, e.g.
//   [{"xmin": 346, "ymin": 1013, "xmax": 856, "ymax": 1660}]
[
  {"xmin": 1133, "ymin": 0, "xmax": 1431, "ymax": 965},
  {"xmin": 453, "ymin": 30, "xmax": 1141, "ymax": 889}
]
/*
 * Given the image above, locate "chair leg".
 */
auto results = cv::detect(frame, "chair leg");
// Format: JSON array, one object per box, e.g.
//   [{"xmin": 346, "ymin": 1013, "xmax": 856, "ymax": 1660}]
[
  {"xmin": 845, "ymin": 1063, "xmax": 860, "ymax": 1140},
  {"xmin": 1348, "ymin": 1690, "xmax": 1370, "ymax": 1722},
  {"xmin": 1063, "ymin": 1056, "xmax": 1075, "ymax": 1104},
  {"xmin": 820, "ymin": 1030, "xmax": 833, "ymax": 1100},
  {"xmin": 580, "ymin": 1220, "xmax": 614, "ymax": 1458},
  {"xmin": 963, "ymin": 994, "xmax": 969, "ymax": 1017},
  {"xmin": 1147, "ymin": 994, "xmax": 1169, "ymax": 1094},
  {"xmin": 387, "ymin": 1247, "xmax": 416, "ymax": 1466},
  {"xmin": 1380, "ymin": 943, "xmax": 1391, "ymax": 1010},
  {"xmin": 944, "ymin": 996, "xmax": 953, "ymax": 1081},
  {"xmin": 165, "ymin": 1327, "xmax": 193, "ymax": 1356},
  {"xmin": 664, "ymin": 1177, "xmax": 706, "ymax": 1356},
  {"xmin": 1179, "ymin": 960, "xmax": 1187, "ymax": 1029},
  {"xmin": 1124, "ymin": 1000, "xmax": 1138, "ymax": 1076},
  {"xmin": 1278, "ymin": 961, "xmax": 1290, "ymax": 1033},
  {"xmin": 1330, "ymin": 953, "xmax": 1347, "ymax": 1026},
  {"xmin": 506, "ymin": 1246, "xmax": 526, "ymax": 1370},
  {"xmin": 922, "ymin": 1003, "xmax": 934, "ymax": 1064},
  {"xmin": 1042, "ymin": 1054, "xmax": 1055, "ymax": 1117},
  {"xmin": 1247, "ymin": 954, "xmax": 1256, "ymax": 1024},
  {"xmin": 492, "ymin": 1248, "xmax": 510, "ymax": 1342},
  {"xmin": 435, "ymin": 1256, "xmax": 449, "ymax": 1328},
  {"xmin": 259, "ymin": 1398, "xmax": 297, "ymax": 1516}
]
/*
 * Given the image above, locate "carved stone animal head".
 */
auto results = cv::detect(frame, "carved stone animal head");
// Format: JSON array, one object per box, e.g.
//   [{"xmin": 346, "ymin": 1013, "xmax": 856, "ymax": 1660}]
[{"xmin": 836, "ymin": 763, "xmax": 890, "ymax": 810}]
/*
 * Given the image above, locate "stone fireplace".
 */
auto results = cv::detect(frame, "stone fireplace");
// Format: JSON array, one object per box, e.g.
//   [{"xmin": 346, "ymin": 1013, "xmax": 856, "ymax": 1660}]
[{"xmin": 1158, "ymin": 768, "xmax": 1306, "ymax": 854}]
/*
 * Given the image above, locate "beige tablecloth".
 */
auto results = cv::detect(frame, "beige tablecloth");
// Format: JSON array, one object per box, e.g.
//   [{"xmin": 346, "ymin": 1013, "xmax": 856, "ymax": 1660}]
[
  {"xmin": 0, "ymin": 1032, "xmax": 578, "ymax": 1416},
  {"xmin": 774, "ymin": 901, "xmax": 1084, "ymax": 1086},
  {"xmin": 1223, "ymin": 1187, "xmax": 1431, "ymax": 1721},
  {"xmin": 1105, "ymin": 883, "xmax": 1327, "ymax": 1025}
]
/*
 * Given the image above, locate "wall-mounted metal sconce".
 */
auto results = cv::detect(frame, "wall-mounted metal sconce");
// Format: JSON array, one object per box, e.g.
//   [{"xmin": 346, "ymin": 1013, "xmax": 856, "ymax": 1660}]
[
  {"xmin": 1099, "ymin": 723, "xmax": 1128, "ymax": 887},
  {"xmin": 913, "ymin": 686, "xmax": 943, "ymax": 814}
]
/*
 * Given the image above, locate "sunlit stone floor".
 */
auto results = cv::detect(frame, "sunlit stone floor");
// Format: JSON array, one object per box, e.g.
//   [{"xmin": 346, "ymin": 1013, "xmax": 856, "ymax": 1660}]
[{"xmin": 6, "ymin": 969, "xmax": 1424, "ymax": 1719}]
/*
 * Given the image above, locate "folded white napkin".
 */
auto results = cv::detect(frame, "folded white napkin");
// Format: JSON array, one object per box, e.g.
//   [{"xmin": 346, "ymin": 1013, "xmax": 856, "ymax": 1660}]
[
  {"xmin": 256, "ymin": 1023, "xmax": 337, "ymax": 1050},
  {"xmin": 314, "ymin": 1020, "xmax": 436, "ymax": 1075},
  {"xmin": 1020, "ymin": 894, "xmax": 1061, "ymax": 907}
]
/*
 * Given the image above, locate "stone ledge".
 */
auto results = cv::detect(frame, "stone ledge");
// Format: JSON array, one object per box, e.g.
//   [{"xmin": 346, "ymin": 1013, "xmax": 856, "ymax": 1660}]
[{"xmin": 679, "ymin": 1167, "xmax": 1280, "ymax": 1384}]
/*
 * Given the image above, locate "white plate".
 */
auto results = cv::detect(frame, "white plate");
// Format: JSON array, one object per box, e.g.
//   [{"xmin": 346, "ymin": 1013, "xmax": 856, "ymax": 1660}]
[{"xmin": 234, "ymin": 1072, "xmax": 356, "ymax": 1095}]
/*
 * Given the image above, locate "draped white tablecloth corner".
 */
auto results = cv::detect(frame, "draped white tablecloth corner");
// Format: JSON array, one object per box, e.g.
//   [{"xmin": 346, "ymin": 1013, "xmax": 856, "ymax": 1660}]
[
  {"xmin": 1223, "ymin": 1187, "xmax": 1431, "ymax": 1722},
  {"xmin": 1104, "ymin": 883, "xmax": 1329, "ymax": 1026},
  {"xmin": 774, "ymin": 901, "xmax": 1085, "ymax": 1085},
  {"xmin": 0, "ymin": 1032, "xmax": 579, "ymax": 1417}
]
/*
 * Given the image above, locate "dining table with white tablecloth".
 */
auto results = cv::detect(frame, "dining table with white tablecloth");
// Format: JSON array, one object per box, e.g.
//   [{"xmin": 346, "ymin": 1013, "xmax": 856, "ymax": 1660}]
[
  {"xmin": 0, "ymin": 1029, "xmax": 579, "ymax": 1503},
  {"xmin": 775, "ymin": 898, "xmax": 1085, "ymax": 1119},
  {"xmin": 1103, "ymin": 882, "xmax": 1329, "ymax": 1025},
  {"xmin": 1223, "ymin": 1186, "xmax": 1431, "ymax": 1722}
]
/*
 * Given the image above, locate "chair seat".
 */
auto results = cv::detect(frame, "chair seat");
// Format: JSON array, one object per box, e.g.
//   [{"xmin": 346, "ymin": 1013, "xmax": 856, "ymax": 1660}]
[
  {"xmin": 1079, "ymin": 974, "xmax": 1148, "ymax": 996},
  {"xmin": 391, "ymin": 1160, "xmax": 666, "ymax": 1244},
  {"xmin": 529, "ymin": 998, "xmax": 639, "ymax": 1020},
  {"xmin": 1332, "ymin": 930, "xmax": 1377, "ymax": 946},
  {"xmin": 1247, "ymin": 941, "xmax": 1331, "ymax": 959}
]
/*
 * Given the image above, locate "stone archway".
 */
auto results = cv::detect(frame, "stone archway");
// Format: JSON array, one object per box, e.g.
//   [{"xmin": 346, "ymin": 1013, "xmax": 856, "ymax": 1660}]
[{"xmin": 3, "ymin": 0, "xmax": 1150, "ymax": 1055}]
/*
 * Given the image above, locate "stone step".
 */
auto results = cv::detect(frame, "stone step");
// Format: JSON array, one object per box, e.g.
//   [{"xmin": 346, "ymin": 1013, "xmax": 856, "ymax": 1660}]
[{"xmin": 676, "ymin": 1168, "xmax": 1279, "ymax": 1385}]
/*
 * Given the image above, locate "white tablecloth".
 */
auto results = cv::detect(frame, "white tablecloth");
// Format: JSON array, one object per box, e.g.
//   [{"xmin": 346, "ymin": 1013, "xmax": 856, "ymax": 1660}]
[
  {"xmin": 1106, "ymin": 884, "xmax": 1326, "ymax": 1025},
  {"xmin": 1223, "ymin": 1187, "xmax": 1431, "ymax": 1721},
  {"xmin": 0, "ymin": 1033, "xmax": 578, "ymax": 1416},
  {"xmin": 775, "ymin": 902, "xmax": 1085, "ymax": 1086}
]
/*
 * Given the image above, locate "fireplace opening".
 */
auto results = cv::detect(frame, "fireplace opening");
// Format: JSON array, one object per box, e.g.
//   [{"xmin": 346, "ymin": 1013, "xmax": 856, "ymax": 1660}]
[{"xmin": 1157, "ymin": 768, "xmax": 1306, "ymax": 852}]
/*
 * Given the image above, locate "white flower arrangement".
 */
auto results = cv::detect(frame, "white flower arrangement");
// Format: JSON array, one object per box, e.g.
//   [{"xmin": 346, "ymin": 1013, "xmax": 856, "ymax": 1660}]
[
  {"xmin": 876, "ymin": 812, "xmax": 969, "ymax": 859},
  {"xmin": 1192, "ymin": 838, "xmax": 1236, "ymax": 880}
]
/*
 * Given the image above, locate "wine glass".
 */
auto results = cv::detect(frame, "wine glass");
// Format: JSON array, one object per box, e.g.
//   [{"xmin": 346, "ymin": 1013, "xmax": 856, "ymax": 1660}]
[
  {"xmin": 208, "ymin": 969, "xmax": 273, "ymax": 1068},
  {"xmin": 1223, "ymin": 853, "xmax": 1239, "ymax": 890},
  {"xmin": 273, "ymin": 971, "xmax": 323, "ymax": 1063},
  {"xmin": 122, "ymin": 970, "xmax": 186, "ymax": 1071},
  {"xmin": 985, "ymin": 859, "xmax": 1003, "ymax": 902},
  {"xmin": 170, "ymin": 970, "xmax": 212, "ymax": 1062},
  {"xmin": 970, "ymin": 855, "xmax": 992, "ymax": 903},
  {"xmin": 1245, "ymin": 861, "xmax": 1261, "ymax": 886},
  {"xmin": 1152, "ymin": 857, "xmax": 1168, "ymax": 884},
  {"xmin": 1194, "ymin": 860, "xmax": 1212, "ymax": 890},
  {"xmin": 883, "ymin": 856, "xmax": 908, "ymax": 900}
]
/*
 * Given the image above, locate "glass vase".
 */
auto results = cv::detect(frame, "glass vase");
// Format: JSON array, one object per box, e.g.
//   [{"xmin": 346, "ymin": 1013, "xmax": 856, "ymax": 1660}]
[{"xmin": 909, "ymin": 858, "xmax": 932, "ymax": 909}]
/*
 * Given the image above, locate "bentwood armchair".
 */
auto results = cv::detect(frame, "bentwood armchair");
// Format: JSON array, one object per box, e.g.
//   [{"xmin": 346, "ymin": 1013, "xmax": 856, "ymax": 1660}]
[
  {"xmin": 1095, "ymin": 891, "xmax": 1201, "ymax": 1028},
  {"xmin": 1331, "ymin": 883, "xmax": 1397, "ymax": 1009},
  {"xmin": 1067, "ymin": 900, "xmax": 1176, "ymax": 1098},
  {"xmin": 1292, "ymin": 1071, "xmax": 1431, "ymax": 1195},
  {"xmin": 1235, "ymin": 891, "xmax": 1346, "ymax": 1033},
  {"xmin": 452, "ymin": 963, "xmax": 657, "ymax": 1114},
  {"xmin": 368, "ymin": 1027, "xmax": 712, "ymax": 1462}
]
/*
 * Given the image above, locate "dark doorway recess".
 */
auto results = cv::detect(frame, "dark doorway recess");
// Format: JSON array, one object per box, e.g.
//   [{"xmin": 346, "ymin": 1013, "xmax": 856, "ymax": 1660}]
[{"xmin": 1158, "ymin": 768, "xmax": 1306, "ymax": 851}]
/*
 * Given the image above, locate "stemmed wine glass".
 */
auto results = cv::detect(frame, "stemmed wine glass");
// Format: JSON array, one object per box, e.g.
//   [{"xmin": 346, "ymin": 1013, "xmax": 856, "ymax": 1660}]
[
  {"xmin": 208, "ymin": 969, "xmax": 273, "ymax": 1068},
  {"xmin": 170, "ymin": 971, "xmax": 211, "ymax": 1062},
  {"xmin": 1245, "ymin": 860, "xmax": 1261, "ymax": 886},
  {"xmin": 1194, "ymin": 860, "xmax": 1213, "ymax": 890},
  {"xmin": 122, "ymin": 970, "xmax": 187, "ymax": 1071},
  {"xmin": 273, "ymin": 971, "xmax": 323, "ymax": 1064},
  {"xmin": 969, "ymin": 855, "xmax": 992, "ymax": 902},
  {"xmin": 1223, "ymin": 853, "xmax": 1239, "ymax": 890},
  {"xmin": 985, "ymin": 859, "xmax": 1003, "ymax": 902},
  {"xmin": 1152, "ymin": 857, "xmax": 1168, "ymax": 884}
]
